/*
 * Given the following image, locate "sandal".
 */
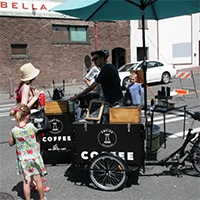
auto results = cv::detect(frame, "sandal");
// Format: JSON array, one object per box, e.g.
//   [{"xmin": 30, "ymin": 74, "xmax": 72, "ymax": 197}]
[
  {"xmin": 30, "ymin": 184, "xmax": 37, "ymax": 191},
  {"xmin": 30, "ymin": 184, "xmax": 51, "ymax": 192},
  {"xmin": 41, "ymin": 178, "xmax": 46, "ymax": 182},
  {"xmin": 43, "ymin": 186, "xmax": 51, "ymax": 192}
]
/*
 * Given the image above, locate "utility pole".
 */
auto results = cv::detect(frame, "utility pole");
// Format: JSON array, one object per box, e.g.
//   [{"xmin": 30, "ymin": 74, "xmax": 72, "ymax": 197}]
[{"xmin": 94, "ymin": 21, "xmax": 98, "ymax": 50}]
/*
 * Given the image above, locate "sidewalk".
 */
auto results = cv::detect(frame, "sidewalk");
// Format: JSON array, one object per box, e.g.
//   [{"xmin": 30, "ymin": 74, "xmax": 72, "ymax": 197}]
[
  {"xmin": 0, "ymin": 84, "xmax": 85, "ymax": 104},
  {"xmin": 178, "ymin": 66, "xmax": 200, "ymax": 74},
  {"xmin": 0, "ymin": 66, "xmax": 199, "ymax": 104}
]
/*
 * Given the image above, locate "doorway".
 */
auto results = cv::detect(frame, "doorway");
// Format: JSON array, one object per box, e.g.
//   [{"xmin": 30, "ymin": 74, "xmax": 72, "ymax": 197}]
[{"xmin": 112, "ymin": 47, "xmax": 126, "ymax": 69}]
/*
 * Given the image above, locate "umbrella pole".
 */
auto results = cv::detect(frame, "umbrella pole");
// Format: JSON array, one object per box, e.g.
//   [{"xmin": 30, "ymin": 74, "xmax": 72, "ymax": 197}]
[{"xmin": 142, "ymin": 14, "xmax": 147, "ymax": 119}]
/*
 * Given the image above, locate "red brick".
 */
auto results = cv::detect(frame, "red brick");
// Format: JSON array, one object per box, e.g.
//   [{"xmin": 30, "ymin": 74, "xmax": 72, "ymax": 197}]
[{"xmin": 0, "ymin": 17, "xmax": 130, "ymax": 92}]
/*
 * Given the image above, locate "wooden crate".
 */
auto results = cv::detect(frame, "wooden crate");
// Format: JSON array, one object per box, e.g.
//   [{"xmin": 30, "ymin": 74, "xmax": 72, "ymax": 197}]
[
  {"xmin": 109, "ymin": 105, "xmax": 141, "ymax": 124},
  {"xmin": 45, "ymin": 100, "xmax": 68, "ymax": 114}
]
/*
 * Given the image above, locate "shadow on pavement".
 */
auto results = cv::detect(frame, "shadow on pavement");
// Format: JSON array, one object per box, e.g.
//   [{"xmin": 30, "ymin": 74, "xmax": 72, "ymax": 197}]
[
  {"xmin": 142, "ymin": 164, "xmax": 200, "ymax": 178},
  {"xmin": 64, "ymin": 163, "xmax": 140, "ymax": 190},
  {"xmin": 64, "ymin": 164, "xmax": 91, "ymax": 187},
  {"xmin": 12, "ymin": 181, "xmax": 40, "ymax": 200}
]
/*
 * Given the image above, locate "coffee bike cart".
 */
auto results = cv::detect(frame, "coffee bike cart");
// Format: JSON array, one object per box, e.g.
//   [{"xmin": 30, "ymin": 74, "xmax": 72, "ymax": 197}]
[{"xmin": 41, "ymin": 91, "xmax": 200, "ymax": 191}]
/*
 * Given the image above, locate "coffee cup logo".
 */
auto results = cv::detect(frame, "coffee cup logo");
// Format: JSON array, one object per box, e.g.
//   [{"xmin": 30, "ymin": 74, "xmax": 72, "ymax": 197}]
[
  {"xmin": 49, "ymin": 118, "xmax": 63, "ymax": 134},
  {"xmin": 98, "ymin": 129, "xmax": 117, "ymax": 148}
]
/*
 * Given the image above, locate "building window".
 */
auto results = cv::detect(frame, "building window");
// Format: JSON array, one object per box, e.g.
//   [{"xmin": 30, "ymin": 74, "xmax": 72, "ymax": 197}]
[
  {"xmin": 138, "ymin": 20, "xmax": 148, "ymax": 29},
  {"xmin": 137, "ymin": 47, "xmax": 149, "ymax": 61},
  {"xmin": 52, "ymin": 25, "xmax": 89, "ymax": 43},
  {"xmin": 11, "ymin": 44, "xmax": 28, "ymax": 57}
]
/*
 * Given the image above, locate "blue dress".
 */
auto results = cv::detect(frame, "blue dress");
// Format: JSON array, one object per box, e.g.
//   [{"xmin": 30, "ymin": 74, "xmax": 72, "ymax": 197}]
[{"xmin": 10, "ymin": 123, "xmax": 47, "ymax": 180}]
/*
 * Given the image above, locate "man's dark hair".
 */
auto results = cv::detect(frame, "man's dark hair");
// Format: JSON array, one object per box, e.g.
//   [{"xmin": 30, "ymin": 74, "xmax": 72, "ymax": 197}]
[{"xmin": 91, "ymin": 50, "xmax": 106, "ymax": 58}]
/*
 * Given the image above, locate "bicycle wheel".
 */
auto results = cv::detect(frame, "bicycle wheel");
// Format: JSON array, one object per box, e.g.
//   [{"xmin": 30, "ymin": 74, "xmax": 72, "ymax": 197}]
[
  {"xmin": 89, "ymin": 153, "xmax": 127, "ymax": 191},
  {"xmin": 192, "ymin": 142, "xmax": 200, "ymax": 173}
]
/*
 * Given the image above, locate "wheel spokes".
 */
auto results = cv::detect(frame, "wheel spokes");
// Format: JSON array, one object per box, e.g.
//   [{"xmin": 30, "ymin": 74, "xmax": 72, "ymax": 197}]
[{"xmin": 92, "ymin": 157, "xmax": 125, "ymax": 187}]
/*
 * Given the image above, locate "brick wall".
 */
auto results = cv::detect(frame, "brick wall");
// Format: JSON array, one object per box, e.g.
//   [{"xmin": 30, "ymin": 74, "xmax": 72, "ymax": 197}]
[{"xmin": 0, "ymin": 17, "xmax": 130, "ymax": 92}]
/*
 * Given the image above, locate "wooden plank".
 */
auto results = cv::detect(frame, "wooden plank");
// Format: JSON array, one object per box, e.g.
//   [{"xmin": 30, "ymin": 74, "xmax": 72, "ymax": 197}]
[
  {"xmin": 45, "ymin": 101, "xmax": 68, "ymax": 114},
  {"xmin": 85, "ymin": 100, "xmax": 105, "ymax": 123},
  {"xmin": 109, "ymin": 105, "xmax": 141, "ymax": 124}
]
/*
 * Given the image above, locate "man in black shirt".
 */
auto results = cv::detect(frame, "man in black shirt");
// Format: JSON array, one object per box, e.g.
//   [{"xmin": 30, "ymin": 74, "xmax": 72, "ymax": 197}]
[{"xmin": 70, "ymin": 50, "xmax": 123, "ymax": 104}]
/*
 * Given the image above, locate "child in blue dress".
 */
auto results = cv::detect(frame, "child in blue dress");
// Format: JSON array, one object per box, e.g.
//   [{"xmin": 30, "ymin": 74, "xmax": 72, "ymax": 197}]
[
  {"xmin": 9, "ymin": 104, "xmax": 48, "ymax": 200},
  {"xmin": 127, "ymin": 72, "xmax": 143, "ymax": 104}
]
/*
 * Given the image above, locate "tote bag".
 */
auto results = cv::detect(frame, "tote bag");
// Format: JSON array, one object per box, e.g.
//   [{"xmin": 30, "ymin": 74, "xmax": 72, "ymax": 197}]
[{"xmin": 29, "ymin": 101, "xmax": 51, "ymax": 132}]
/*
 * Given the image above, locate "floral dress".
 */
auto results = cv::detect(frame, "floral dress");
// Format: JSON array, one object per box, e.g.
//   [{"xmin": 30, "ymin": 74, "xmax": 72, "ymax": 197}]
[{"xmin": 10, "ymin": 123, "xmax": 47, "ymax": 180}]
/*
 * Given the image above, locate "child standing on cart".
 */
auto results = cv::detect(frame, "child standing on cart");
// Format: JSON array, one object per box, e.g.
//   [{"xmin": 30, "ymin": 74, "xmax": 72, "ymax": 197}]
[
  {"xmin": 9, "ymin": 104, "xmax": 48, "ymax": 200},
  {"xmin": 127, "ymin": 72, "xmax": 143, "ymax": 105}
]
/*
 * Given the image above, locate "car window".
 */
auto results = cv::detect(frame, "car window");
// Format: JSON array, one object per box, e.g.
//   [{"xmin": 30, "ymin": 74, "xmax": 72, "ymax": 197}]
[
  {"xmin": 157, "ymin": 62, "xmax": 164, "ymax": 66},
  {"xmin": 136, "ymin": 63, "xmax": 143, "ymax": 70},
  {"xmin": 118, "ymin": 64, "xmax": 132, "ymax": 72},
  {"xmin": 118, "ymin": 63, "xmax": 138, "ymax": 72},
  {"xmin": 147, "ymin": 61, "xmax": 159, "ymax": 69},
  {"xmin": 129, "ymin": 63, "xmax": 139, "ymax": 70}
]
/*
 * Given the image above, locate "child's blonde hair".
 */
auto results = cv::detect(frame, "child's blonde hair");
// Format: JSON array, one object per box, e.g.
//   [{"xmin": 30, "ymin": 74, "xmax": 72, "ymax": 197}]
[
  {"xmin": 129, "ymin": 71, "xmax": 137, "ymax": 79},
  {"xmin": 10, "ymin": 104, "xmax": 30, "ymax": 124}
]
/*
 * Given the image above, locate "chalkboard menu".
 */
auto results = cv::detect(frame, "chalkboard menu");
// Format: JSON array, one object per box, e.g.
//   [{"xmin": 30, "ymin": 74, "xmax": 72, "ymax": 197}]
[{"xmin": 85, "ymin": 100, "xmax": 105, "ymax": 123}]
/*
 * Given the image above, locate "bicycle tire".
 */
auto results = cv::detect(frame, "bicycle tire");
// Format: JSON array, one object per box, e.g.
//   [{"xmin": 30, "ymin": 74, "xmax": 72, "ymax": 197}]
[
  {"xmin": 89, "ymin": 153, "xmax": 127, "ymax": 191},
  {"xmin": 192, "ymin": 142, "xmax": 200, "ymax": 173}
]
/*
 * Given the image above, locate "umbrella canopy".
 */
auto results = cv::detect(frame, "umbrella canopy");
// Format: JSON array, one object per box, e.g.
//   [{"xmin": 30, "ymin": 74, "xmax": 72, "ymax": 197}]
[
  {"xmin": 50, "ymin": 0, "xmax": 200, "ymax": 21},
  {"xmin": 50, "ymin": 0, "xmax": 200, "ymax": 113}
]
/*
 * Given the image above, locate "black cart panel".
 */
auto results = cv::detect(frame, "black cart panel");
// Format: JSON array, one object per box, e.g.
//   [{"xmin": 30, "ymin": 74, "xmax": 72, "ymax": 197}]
[
  {"xmin": 42, "ymin": 114, "xmax": 74, "ymax": 151},
  {"xmin": 72, "ymin": 122, "xmax": 145, "ymax": 166}
]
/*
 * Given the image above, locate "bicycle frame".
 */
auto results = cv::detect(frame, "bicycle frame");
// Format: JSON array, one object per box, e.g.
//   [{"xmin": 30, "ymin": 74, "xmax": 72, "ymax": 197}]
[{"xmin": 145, "ymin": 111, "xmax": 200, "ymax": 167}]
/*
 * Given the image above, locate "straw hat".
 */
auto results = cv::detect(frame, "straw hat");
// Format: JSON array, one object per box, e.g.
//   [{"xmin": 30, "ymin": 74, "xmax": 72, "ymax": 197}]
[{"xmin": 20, "ymin": 63, "xmax": 40, "ymax": 81}]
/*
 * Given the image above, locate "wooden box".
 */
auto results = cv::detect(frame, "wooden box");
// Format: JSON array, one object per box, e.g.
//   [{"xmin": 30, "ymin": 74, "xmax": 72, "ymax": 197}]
[
  {"xmin": 45, "ymin": 100, "xmax": 68, "ymax": 114},
  {"xmin": 109, "ymin": 105, "xmax": 141, "ymax": 124}
]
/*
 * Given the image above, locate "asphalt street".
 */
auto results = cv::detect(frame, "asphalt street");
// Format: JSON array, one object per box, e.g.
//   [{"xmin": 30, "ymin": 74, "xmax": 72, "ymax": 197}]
[{"xmin": 0, "ymin": 72, "xmax": 200, "ymax": 200}]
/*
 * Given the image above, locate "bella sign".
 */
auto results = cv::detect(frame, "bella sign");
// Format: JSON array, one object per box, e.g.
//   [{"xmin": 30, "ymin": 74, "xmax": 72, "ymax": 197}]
[
  {"xmin": 0, "ymin": 0, "xmax": 76, "ymax": 18},
  {"xmin": 0, "ymin": 1, "xmax": 48, "ymax": 10}
]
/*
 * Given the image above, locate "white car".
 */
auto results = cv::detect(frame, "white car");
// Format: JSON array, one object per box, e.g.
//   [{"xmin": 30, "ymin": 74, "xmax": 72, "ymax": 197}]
[{"xmin": 118, "ymin": 60, "xmax": 176, "ymax": 89}]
